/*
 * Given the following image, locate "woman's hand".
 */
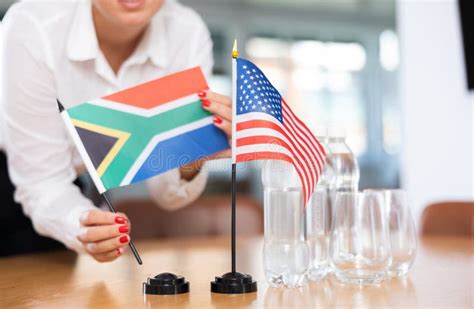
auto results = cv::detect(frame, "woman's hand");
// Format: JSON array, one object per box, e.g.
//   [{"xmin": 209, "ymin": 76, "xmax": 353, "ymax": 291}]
[
  {"xmin": 77, "ymin": 209, "xmax": 131, "ymax": 262},
  {"xmin": 198, "ymin": 90, "xmax": 232, "ymax": 160},
  {"xmin": 199, "ymin": 91, "xmax": 232, "ymax": 139},
  {"xmin": 178, "ymin": 90, "xmax": 232, "ymax": 180}
]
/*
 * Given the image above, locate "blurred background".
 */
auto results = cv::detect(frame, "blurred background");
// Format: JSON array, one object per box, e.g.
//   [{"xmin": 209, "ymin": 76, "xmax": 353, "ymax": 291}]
[{"xmin": 0, "ymin": 0, "xmax": 472, "ymax": 232}]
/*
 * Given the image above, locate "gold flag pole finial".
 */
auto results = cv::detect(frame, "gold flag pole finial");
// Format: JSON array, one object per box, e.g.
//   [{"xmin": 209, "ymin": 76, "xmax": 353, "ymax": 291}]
[{"xmin": 232, "ymin": 39, "xmax": 239, "ymax": 59}]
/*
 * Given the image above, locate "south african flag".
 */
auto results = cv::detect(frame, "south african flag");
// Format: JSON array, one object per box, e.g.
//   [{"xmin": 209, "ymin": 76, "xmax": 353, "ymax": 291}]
[{"xmin": 60, "ymin": 67, "xmax": 229, "ymax": 193}]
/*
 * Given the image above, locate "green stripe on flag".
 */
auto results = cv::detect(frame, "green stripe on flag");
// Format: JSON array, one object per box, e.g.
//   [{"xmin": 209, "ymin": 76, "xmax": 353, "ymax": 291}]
[{"xmin": 68, "ymin": 100, "xmax": 211, "ymax": 187}]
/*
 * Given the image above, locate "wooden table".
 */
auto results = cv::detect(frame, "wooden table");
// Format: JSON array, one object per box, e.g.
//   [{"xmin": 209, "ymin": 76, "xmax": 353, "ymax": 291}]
[{"xmin": 0, "ymin": 236, "xmax": 472, "ymax": 308}]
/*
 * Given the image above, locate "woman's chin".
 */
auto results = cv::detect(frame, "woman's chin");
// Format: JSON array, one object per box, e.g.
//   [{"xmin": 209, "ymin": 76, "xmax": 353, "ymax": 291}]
[{"xmin": 115, "ymin": 12, "xmax": 153, "ymax": 28}]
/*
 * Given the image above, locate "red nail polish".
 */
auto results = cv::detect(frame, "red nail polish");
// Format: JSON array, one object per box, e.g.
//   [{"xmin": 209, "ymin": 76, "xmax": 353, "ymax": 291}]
[
  {"xmin": 116, "ymin": 248, "xmax": 123, "ymax": 255},
  {"xmin": 119, "ymin": 235, "xmax": 129, "ymax": 244},
  {"xmin": 198, "ymin": 91, "xmax": 206, "ymax": 98},
  {"xmin": 119, "ymin": 225, "xmax": 129, "ymax": 233},
  {"xmin": 201, "ymin": 100, "xmax": 211, "ymax": 107},
  {"xmin": 115, "ymin": 216, "xmax": 125, "ymax": 224},
  {"xmin": 213, "ymin": 117, "xmax": 223, "ymax": 124}
]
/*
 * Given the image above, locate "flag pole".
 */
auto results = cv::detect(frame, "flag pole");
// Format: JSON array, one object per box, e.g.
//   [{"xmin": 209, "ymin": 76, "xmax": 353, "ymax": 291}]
[
  {"xmin": 57, "ymin": 100, "xmax": 142, "ymax": 266},
  {"xmin": 210, "ymin": 40, "xmax": 257, "ymax": 294},
  {"xmin": 231, "ymin": 163, "xmax": 236, "ymax": 274},
  {"xmin": 230, "ymin": 39, "xmax": 239, "ymax": 276}
]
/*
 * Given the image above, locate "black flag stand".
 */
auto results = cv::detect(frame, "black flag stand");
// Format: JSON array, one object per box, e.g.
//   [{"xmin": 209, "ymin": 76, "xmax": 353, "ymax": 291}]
[
  {"xmin": 210, "ymin": 41, "xmax": 257, "ymax": 295},
  {"xmin": 210, "ymin": 164, "xmax": 257, "ymax": 294}
]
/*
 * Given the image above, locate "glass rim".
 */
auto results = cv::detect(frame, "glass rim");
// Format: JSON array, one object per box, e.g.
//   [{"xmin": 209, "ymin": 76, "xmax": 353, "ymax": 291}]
[
  {"xmin": 363, "ymin": 188, "xmax": 407, "ymax": 194},
  {"xmin": 334, "ymin": 190, "xmax": 385, "ymax": 199}
]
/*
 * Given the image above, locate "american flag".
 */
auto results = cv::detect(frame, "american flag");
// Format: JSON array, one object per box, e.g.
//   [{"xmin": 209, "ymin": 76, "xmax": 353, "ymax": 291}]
[{"xmin": 231, "ymin": 58, "xmax": 326, "ymax": 205}]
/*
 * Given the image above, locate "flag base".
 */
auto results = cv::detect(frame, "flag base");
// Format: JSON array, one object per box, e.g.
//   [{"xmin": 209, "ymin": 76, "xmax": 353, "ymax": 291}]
[
  {"xmin": 210, "ymin": 272, "xmax": 257, "ymax": 294},
  {"xmin": 143, "ymin": 272, "xmax": 189, "ymax": 295}
]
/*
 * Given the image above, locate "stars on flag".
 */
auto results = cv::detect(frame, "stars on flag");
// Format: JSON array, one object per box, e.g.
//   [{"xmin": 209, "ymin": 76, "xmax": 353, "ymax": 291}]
[{"xmin": 236, "ymin": 62, "xmax": 283, "ymax": 122}]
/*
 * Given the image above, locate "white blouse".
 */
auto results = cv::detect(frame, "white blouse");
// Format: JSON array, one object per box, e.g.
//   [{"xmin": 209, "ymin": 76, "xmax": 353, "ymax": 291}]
[{"xmin": 1, "ymin": 0, "xmax": 213, "ymax": 252}]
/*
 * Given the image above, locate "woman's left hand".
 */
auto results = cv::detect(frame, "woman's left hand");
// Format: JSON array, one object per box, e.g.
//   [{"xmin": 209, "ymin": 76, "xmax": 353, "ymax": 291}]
[
  {"xmin": 199, "ymin": 91, "xmax": 232, "ymax": 139},
  {"xmin": 179, "ymin": 90, "xmax": 232, "ymax": 180}
]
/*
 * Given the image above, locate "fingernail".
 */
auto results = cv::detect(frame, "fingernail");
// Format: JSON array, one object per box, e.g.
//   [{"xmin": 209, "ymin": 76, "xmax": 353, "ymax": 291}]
[
  {"xmin": 115, "ymin": 216, "xmax": 125, "ymax": 224},
  {"xmin": 201, "ymin": 100, "xmax": 211, "ymax": 107},
  {"xmin": 87, "ymin": 243, "xmax": 96, "ymax": 251},
  {"xmin": 198, "ymin": 91, "xmax": 206, "ymax": 98},
  {"xmin": 116, "ymin": 248, "xmax": 123, "ymax": 256},
  {"xmin": 79, "ymin": 211, "xmax": 90, "ymax": 223},
  {"xmin": 78, "ymin": 228, "xmax": 88, "ymax": 239},
  {"xmin": 213, "ymin": 117, "xmax": 222, "ymax": 124},
  {"xmin": 119, "ymin": 225, "xmax": 129, "ymax": 233},
  {"xmin": 119, "ymin": 235, "xmax": 129, "ymax": 244}
]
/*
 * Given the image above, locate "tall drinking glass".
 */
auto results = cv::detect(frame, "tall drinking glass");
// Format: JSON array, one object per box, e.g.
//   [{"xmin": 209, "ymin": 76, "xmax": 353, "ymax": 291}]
[
  {"xmin": 262, "ymin": 160, "xmax": 308, "ymax": 288},
  {"xmin": 330, "ymin": 191, "xmax": 391, "ymax": 285},
  {"xmin": 384, "ymin": 190, "xmax": 417, "ymax": 277},
  {"xmin": 306, "ymin": 186, "xmax": 329, "ymax": 281}
]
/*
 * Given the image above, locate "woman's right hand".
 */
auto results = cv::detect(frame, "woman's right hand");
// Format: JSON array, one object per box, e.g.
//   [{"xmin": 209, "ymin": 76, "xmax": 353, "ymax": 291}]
[{"xmin": 77, "ymin": 209, "xmax": 131, "ymax": 262}]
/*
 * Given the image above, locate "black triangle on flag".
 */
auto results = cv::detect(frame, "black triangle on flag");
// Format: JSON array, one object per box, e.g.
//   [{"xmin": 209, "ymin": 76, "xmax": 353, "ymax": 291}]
[{"xmin": 75, "ymin": 126, "xmax": 119, "ymax": 170}]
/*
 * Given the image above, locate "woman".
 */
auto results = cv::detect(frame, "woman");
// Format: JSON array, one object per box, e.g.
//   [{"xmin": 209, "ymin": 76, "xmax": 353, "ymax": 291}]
[{"xmin": 1, "ymin": 0, "xmax": 231, "ymax": 262}]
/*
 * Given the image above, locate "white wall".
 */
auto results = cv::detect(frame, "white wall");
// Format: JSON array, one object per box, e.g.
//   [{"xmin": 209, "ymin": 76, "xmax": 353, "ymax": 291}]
[{"xmin": 397, "ymin": 0, "xmax": 474, "ymax": 221}]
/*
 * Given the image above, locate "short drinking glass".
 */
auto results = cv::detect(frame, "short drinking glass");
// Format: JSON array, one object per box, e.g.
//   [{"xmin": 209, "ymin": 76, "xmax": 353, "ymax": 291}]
[{"xmin": 330, "ymin": 191, "xmax": 391, "ymax": 285}]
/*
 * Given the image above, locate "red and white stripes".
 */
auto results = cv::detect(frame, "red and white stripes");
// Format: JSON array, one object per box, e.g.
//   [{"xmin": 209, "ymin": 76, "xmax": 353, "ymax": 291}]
[{"xmin": 234, "ymin": 99, "xmax": 326, "ymax": 205}]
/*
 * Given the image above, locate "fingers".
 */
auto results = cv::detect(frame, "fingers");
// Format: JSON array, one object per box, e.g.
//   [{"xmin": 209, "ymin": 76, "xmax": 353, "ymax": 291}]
[
  {"xmin": 84, "ymin": 234, "xmax": 130, "ymax": 255},
  {"xmin": 199, "ymin": 91, "xmax": 231, "ymax": 106},
  {"xmin": 201, "ymin": 99, "xmax": 232, "ymax": 122},
  {"xmin": 199, "ymin": 91, "xmax": 232, "ymax": 122},
  {"xmin": 78, "ymin": 209, "xmax": 132, "ymax": 263},
  {"xmin": 78, "ymin": 223, "xmax": 129, "ymax": 243},
  {"xmin": 80, "ymin": 209, "xmax": 128, "ymax": 227},
  {"xmin": 93, "ymin": 248, "xmax": 125, "ymax": 263},
  {"xmin": 199, "ymin": 91, "xmax": 232, "ymax": 140},
  {"xmin": 213, "ymin": 117, "xmax": 231, "ymax": 137}
]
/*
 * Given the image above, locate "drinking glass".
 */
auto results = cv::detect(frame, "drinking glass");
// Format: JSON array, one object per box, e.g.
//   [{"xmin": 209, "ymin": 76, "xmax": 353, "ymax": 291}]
[
  {"xmin": 384, "ymin": 189, "xmax": 417, "ymax": 277},
  {"xmin": 329, "ymin": 191, "xmax": 391, "ymax": 285},
  {"xmin": 262, "ymin": 161, "xmax": 308, "ymax": 288},
  {"xmin": 305, "ymin": 186, "xmax": 329, "ymax": 281}
]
